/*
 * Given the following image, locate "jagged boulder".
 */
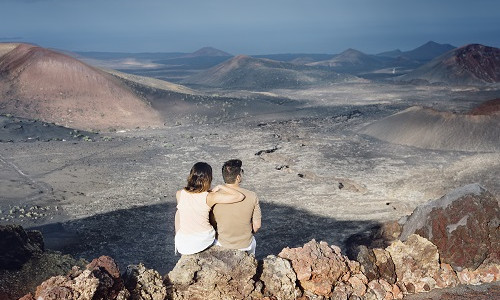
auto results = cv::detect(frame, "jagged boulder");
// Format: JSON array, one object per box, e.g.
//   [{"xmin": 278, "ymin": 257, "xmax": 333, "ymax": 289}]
[
  {"xmin": 386, "ymin": 234, "xmax": 440, "ymax": 294},
  {"xmin": 278, "ymin": 239, "xmax": 350, "ymax": 297},
  {"xmin": 434, "ymin": 263, "xmax": 460, "ymax": 289},
  {"xmin": 25, "ymin": 255, "xmax": 129, "ymax": 300},
  {"xmin": 260, "ymin": 255, "xmax": 299, "ymax": 299},
  {"xmin": 400, "ymin": 184, "xmax": 500, "ymax": 271},
  {"xmin": 0, "ymin": 251, "xmax": 87, "ymax": 300},
  {"xmin": 167, "ymin": 246, "xmax": 259, "ymax": 299},
  {"xmin": 357, "ymin": 246, "xmax": 396, "ymax": 284},
  {"xmin": 123, "ymin": 263, "xmax": 167, "ymax": 300},
  {"xmin": 365, "ymin": 279, "xmax": 404, "ymax": 300},
  {"xmin": 0, "ymin": 225, "xmax": 44, "ymax": 269},
  {"xmin": 456, "ymin": 257, "xmax": 500, "ymax": 285}
]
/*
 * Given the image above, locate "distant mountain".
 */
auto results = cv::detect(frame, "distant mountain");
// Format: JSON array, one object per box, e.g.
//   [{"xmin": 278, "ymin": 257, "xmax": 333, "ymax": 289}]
[
  {"xmin": 152, "ymin": 47, "xmax": 232, "ymax": 70},
  {"xmin": 308, "ymin": 48, "xmax": 385, "ymax": 73},
  {"xmin": 182, "ymin": 55, "xmax": 359, "ymax": 89},
  {"xmin": 376, "ymin": 49, "xmax": 403, "ymax": 58},
  {"xmin": 0, "ymin": 43, "xmax": 163, "ymax": 130},
  {"xmin": 397, "ymin": 44, "xmax": 500, "ymax": 85},
  {"xmin": 402, "ymin": 41, "xmax": 456, "ymax": 62},
  {"xmin": 185, "ymin": 47, "xmax": 232, "ymax": 57},
  {"xmin": 73, "ymin": 51, "xmax": 186, "ymax": 61},
  {"xmin": 253, "ymin": 53, "xmax": 334, "ymax": 63}
]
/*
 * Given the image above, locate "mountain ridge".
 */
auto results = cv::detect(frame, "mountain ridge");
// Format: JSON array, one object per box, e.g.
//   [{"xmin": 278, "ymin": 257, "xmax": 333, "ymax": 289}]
[
  {"xmin": 397, "ymin": 43, "xmax": 500, "ymax": 85},
  {"xmin": 0, "ymin": 43, "xmax": 163, "ymax": 130}
]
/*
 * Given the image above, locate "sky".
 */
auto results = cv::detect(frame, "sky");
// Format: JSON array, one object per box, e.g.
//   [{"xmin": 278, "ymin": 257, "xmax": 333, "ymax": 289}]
[{"xmin": 1, "ymin": 0, "xmax": 499, "ymax": 55}]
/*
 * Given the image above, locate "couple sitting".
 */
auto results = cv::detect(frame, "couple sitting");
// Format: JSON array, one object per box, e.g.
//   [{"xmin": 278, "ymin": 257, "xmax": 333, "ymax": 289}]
[{"xmin": 174, "ymin": 159, "xmax": 261, "ymax": 256}]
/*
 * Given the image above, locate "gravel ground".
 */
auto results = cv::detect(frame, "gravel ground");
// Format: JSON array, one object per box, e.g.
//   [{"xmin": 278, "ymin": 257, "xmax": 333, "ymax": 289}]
[{"xmin": 1, "ymin": 82, "xmax": 499, "ymax": 274}]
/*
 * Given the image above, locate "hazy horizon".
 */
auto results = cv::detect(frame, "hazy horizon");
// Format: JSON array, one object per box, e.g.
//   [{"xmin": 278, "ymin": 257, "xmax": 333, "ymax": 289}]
[{"xmin": 1, "ymin": 0, "xmax": 500, "ymax": 55}]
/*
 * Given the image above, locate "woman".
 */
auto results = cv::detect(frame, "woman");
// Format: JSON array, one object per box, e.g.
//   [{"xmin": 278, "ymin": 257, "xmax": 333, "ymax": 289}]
[{"xmin": 174, "ymin": 162, "xmax": 244, "ymax": 255}]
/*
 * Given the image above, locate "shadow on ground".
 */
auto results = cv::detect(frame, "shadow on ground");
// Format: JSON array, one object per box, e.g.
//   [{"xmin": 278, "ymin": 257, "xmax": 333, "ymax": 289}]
[{"xmin": 30, "ymin": 201, "xmax": 380, "ymax": 274}]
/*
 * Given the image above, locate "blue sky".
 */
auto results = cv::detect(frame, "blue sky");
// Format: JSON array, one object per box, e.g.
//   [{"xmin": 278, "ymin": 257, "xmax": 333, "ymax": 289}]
[{"xmin": 1, "ymin": 0, "xmax": 499, "ymax": 54}]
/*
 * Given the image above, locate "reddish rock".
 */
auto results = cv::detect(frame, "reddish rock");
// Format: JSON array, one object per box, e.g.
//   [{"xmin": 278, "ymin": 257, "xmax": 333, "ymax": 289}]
[
  {"xmin": 386, "ymin": 234, "xmax": 440, "ymax": 294},
  {"xmin": 18, "ymin": 293, "xmax": 35, "ymax": 300},
  {"xmin": 331, "ymin": 282, "xmax": 352, "ymax": 300},
  {"xmin": 32, "ymin": 256, "xmax": 129, "ymax": 300},
  {"xmin": 391, "ymin": 283, "xmax": 404, "ymax": 299},
  {"xmin": 348, "ymin": 274, "xmax": 368, "ymax": 297},
  {"xmin": 87, "ymin": 255, "xmax": 121, "ymax": 280},
  {"xmin": 457, "ymin": 261, "xmax": 500, "ymax": 285},
  {"xmin": 400, "ymin": 184, "xmax": 500, "ymax": 271},
  {"xmin": 278, "ymin": 239, "xmax": 350, "ymax": 297},
  {"xmin": 366, "ymin": 280, "xmax": 390, "ymax": 300},
  {"xmin": 434, "ymin": 263, "xmax": 460, "ymax": 289},
  {"xmin": 86, "ymin": 255, "xmax": 126, "ymax": 299}
]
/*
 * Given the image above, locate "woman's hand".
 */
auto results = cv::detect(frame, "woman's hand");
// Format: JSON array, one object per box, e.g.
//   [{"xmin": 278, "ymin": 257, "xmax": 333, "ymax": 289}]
[
  {"xmin": 206, "ymin": 185, "xmax": 245, "ymax": 207},
  {"xmin": 211, "ymin": 185, "xmax": 222, "ymax": 193}
]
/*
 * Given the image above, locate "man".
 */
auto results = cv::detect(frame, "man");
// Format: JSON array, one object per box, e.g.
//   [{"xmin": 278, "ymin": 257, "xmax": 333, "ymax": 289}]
[{"xmin": 211, "ymin": 159, "xmax": 261, "ymax": 255}]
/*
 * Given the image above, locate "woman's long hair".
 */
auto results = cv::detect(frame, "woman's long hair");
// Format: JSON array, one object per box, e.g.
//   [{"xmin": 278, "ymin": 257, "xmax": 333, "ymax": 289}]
[{"xmin": 184, "ymin": 162, "xmax": 212, "ymax": 193}]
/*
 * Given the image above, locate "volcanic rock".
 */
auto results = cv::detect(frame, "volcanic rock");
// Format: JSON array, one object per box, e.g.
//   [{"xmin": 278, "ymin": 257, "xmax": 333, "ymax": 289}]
[
  {"xmin": 372, "ymin": 248, "xmax": 397, "ymax": 284},
  {"xmin": 0, "ymin": 251, "xmax": 87, "ymax": 300},
  {"xmin": 386, "ymin": 234, "xmax": 440, "ymax": 294},
  {"xmin": 434, "ymin": 263, "xmax": 460, "ymax": 289},
  {"xmin": 399, "ymin": 184, "xmax": 500, "ymax": 270},
  {"xmin": 365, "ymin": 279, "xmax": 403, "ymax": 300},
  {"xmin": 167, "ymin": 246, "xmax": 258, "ymax": 299},
  {"xmin": 123, "ymin": 263, "xmax": 167, "ymax": 300},
  {"xmin": 30, "ymin": 255, "xmax": 129, "ymax": 300},
  {"xmin": 357, "ymin": 246, "xmax": 379, "ymax": 282},
  {"xmin": 457, "ymin": 258, "xmax": 500, "ymax": 286},
  {"xmin": 278, "ymin": 239, "xmax": 350, "ymax": 297},
  {"xmin": 260, "ymin": 255, "xmax": 299, "ymax": 299},
  {"xmin": 0, "ymin": 224, "xmax": 43, "ymax": 269},
  {"xmin": 348, "ymin": 273, "xmax": 369, "ymax": 297}
]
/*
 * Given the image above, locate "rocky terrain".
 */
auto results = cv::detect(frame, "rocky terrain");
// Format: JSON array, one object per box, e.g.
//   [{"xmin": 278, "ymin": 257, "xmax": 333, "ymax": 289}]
[{"xmin": 1, "ymin": 184, "xmax": 498, "ymax": 299}]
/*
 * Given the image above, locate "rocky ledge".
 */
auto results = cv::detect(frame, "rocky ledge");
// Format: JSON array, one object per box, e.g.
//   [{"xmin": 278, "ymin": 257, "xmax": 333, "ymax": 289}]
[{"xmin": 1, "ymin": 183, "xmax": 499, "ymax": 299}]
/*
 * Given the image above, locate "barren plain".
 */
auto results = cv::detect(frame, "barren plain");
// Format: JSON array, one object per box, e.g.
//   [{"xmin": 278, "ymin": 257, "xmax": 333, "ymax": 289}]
[{"xmin": 1, "ymin": 81, "xmax": 499, "ymax": 274}]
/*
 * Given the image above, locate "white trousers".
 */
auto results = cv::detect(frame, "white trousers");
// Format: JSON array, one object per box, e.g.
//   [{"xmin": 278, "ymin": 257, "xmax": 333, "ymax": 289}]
[{"xmin": 215, "ymin": 236, "xmax": 256, "ymax": 255}]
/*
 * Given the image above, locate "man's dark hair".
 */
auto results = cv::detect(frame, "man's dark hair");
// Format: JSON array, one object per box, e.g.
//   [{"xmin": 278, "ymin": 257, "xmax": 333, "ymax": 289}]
[{"xmin": 222, "ymin": 159, "xmax": 242, "ymax": 184}]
